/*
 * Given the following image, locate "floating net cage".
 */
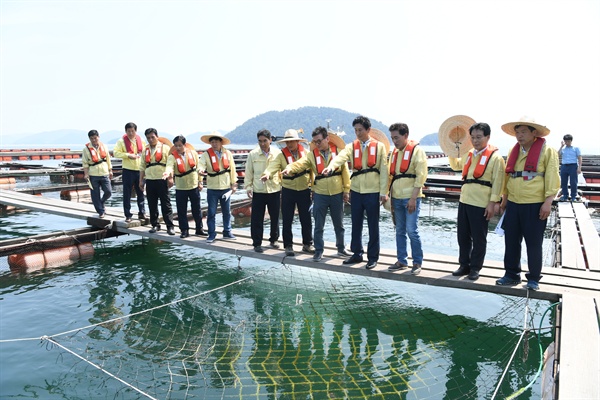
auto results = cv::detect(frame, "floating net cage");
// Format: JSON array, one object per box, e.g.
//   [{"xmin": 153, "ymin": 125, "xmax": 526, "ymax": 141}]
[{"xmin": 2, "ymin": 258, "xmax": 555, "ymax": 400}]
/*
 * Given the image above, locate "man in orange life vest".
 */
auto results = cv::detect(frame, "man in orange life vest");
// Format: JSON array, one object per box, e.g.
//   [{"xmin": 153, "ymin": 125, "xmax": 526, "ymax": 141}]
[
  {"xmin": 82, "ymin": 130, "xmax": 113, "ymax": 218},
  {"xmin": 323, "ymin": 116, "xmax": 389, "ymax": 270},
  {"xmin": 113, "ymin": 122, "xmax": 147, "ymax": 222},
  {"xmin": 197, "ymin": 131, "xmax": 238, "ymax": 243},
  {"xmin": 281, "ymin": 126, "xmax": 351, "ymax": 262},
  {"xmin": 497, "ymin": 117, "xmax": 560, "ymax": 291},
  {"xmin": 262, "ymin": 129, "xmax": 314, "ymax": 257},
  {"xmin": 244, "ymin": 129, "xmax": 282, "ymax": 253},
  {"xmin": 386, "ymin": 123, "xmax": 428, "ymax": 276},
  {"xmin": 449, "ymin": 122, "xmax": 506, "ymax": 281},
  {"xmin": 162, "ymin": 135, "xmax": 207, "ymax": 238},
  {"xmin": 139, "ymin": 128, "xmax": 175, "ymax": 235}
]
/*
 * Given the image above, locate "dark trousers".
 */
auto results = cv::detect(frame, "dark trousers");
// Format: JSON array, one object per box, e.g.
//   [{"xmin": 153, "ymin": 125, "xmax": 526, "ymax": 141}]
[
  {"xmin": 503, "ymin": 201, "xmax": 547, "ymax": 282},
  {"xmin": 457, "ymin": 202, "xmax": 489, "ymax": 272},
  {"xmin": 350, "ymin": 191, "xmax": 380, "ymax": 263},
  {"xmin": 175, "ymin": 188, "xmax": 203, "ymax": 232},
  {"xmin": 560, "ymin": 163, "xmax": 578, "ymax": 199},
  {"xmin": 251, "ymin": 192, "xmax": 280, "ymax": 247},
  {"xmin": 281, "ymin": 187, "xmax": 313, "ymax": 248},
  {"xmin": 122, "ymin": 168, "xmax": 145, "ymax": 218},
  {"xmin": 89, "ymin": 175, "xmax": 112, "ymax": 215},
  {"xmin": 146, "ymin": 179, "xmax": 174, "ymax": 228}
]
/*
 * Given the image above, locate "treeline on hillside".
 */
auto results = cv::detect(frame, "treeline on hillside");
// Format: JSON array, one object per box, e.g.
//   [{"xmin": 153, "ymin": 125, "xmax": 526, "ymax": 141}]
[{"xmin": 225, "ymin": 106, "xmax": 391, "ymax": 144}]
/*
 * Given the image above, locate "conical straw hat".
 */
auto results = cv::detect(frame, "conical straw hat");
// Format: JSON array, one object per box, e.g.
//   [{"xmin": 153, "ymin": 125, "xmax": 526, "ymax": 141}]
[
  {"xmin": 438, "ymin": 115, "xmax": 475, "ymax": 158},
  {"xmin": 169, "ymin": 142, "xmax": 195, "ymax": 155},
  {"xmin": 369, "ymin": 128, "xmax": 391, "ymax": 155},
  {"xmin": 309, "ymin": 131, "xmax": 347, "ymax": 151},
  {"xmin": 158, "ymin": 137, "xmax": 173, "ymax": 148}
]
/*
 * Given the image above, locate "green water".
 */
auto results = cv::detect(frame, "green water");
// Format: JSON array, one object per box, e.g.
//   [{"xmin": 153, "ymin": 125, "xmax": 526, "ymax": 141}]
[{"xmin": 0, "ymin": 189, "xmax": 558, "ymax": 399}]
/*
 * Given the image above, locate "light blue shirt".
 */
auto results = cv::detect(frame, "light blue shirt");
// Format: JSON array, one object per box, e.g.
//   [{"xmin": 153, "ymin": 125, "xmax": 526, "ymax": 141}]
[{"xmin": 560, "ymin": 146, "xmax": 581, "ymax": 164}]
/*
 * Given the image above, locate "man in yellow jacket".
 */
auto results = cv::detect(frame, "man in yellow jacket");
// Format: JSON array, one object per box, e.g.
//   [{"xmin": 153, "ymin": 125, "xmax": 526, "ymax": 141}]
[
  {"xmin": 386, "ymin": 123, "xmax": 428, "ymax": 276},
  {"xmin": 449, "ymin": 122, "xmax": 505, "ymax": 281},
  {"xmin": 139, "ymin": 128, "xmax": 175, "ymax": 235},
  {"xmin": 113, "ymin": 122, "xmax": 146, "ymax": 222},
  {"xmin": 244, "ymin": 129, "xmax": 281, "ymax": 253},
  {"xmin": 82, "ymin": 130, "xmax": 112, "ymax": 218},
  {"xmin": 198, "ymin": 131, "xmax": 238, "ymax": 243},
  {"xmin": 282, "ymin": 126, "xmax": 351, "ymax": 262},
  {"xmin": 323, "ymin": 116, "xmax": 389, "ymax": 270}
]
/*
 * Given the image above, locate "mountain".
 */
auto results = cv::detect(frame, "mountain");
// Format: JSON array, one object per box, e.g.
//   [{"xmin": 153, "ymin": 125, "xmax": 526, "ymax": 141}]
[
  {"xmin": 419, "ymin": 132, "xmax": 439, "ymax": 146},
  {"xmin": 225, "ymin": 106, "xmax": 391, "ymax": 144}
]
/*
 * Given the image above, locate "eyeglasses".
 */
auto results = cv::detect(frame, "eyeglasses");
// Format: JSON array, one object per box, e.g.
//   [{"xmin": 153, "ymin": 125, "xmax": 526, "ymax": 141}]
[{"xmin": 312, "ymin": 138, "xmax": 326, "ymax": 145}]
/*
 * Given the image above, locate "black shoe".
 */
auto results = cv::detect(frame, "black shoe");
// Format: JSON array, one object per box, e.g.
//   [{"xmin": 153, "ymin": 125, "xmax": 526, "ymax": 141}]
[
  {"xmin": 285, "ymin": 246, "xmax": 295, "ymax": 257},
  {"xmin": 269, "ymin": 241, "xmax": 280, "ymax": 249},
  {"xmin": 196, "ymin": 229, "xmax": 208, "ymax": 237},
  {"xmin": 388, "ymin": 261, "xmax": 408, "ymax": 271},
  {"xmin": 180, "ymin": 230, "xmax": 190, "ymax": 238},
  {"xmin": 365, "ymin": 261, "xmax": 377, "ymax": 270},
  {"xmin": 149, "ymin": 225, "xmax": 160, "ymax": 233},
  {"xmin": 254, "ymin": 246, "xmax": 264, "ymax": 253},
  {"xmin": 468, "ymin": 270, "xmax": 480, "ymax": 281},
  {"xmin": 343, "ymin": 256, "xmax": 363, "ymax": 265},
  {"xmin": 167, "ymin": 226, "xmax": 176, "ymax": 235},
  {"xmin": 138, "ymin": 212, "xmax": 147, "ymax": 220},
  {"xmin": 313, "ymin": 252, "xmax": 323, "ymax": 262},
  {"xmin": 452, "ymin": 267, "xmax": 470, "ymax": 276}
]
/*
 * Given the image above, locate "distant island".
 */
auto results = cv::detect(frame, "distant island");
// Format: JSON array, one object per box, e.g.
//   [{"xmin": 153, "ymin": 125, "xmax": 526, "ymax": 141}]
[{"xmin": 2, "ymin": 106, "xmax": 438, "ymax": 147}]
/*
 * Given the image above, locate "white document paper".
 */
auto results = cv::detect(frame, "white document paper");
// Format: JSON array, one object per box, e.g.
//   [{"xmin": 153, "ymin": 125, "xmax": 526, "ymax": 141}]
[
  {"xmin": 222, "ymin": 190, "xmax": 232, "ymax": 200},
  {"xmin": 495, "ymin": 212, "xmax": 505, "ymax": 237}
]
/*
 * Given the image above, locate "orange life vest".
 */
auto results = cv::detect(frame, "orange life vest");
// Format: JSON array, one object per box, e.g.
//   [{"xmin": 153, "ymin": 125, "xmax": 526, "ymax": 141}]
[
  {"xmin": 174, "ymin": 150, "xmax": 196, "ymax": 174},
  {"xmin": 281, "ymin": 144, "xmax": 306, "ymax": 165},
  {"xmin": 313, "ymin": 144, "xmax": 338, "ymax": 175},
  {"xmin": 123, "ymin": 134, "xmax": 143, "ymax": 154},
  {"xmin": 505, "ymin": 138, "xmax": 545, "ymax": 174},
  {"xmin": 144, "ymin": 144, "xmax": 163, "ymax": 164},
  {"xmin": 353, "ymin": 139, "xmax": 378, "ymax": 170},
  {"xmin": 462, "ymin": 145, "xmax": 498, "ymax": 179},
  {"xmin": 389, "ymin": 140, "xmax": 418, "ymax": 174},
  {"xmin": 86, "ymin": 142, "xmax": 107, "ymax": 163},
  {"xmin": 206, "ymin": 148, "xmax": 230, "ymax": 172}
]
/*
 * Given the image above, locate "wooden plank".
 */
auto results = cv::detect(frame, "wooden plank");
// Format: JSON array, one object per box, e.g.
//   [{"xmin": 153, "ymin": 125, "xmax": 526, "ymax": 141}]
[
  {"xmin": 558, "ymin": 294, "xmax": 600, "ymax": 400},
  {"xmin": 572, "ymin": 202, "xmax": 600, "ymax": 271},
  {"xmin": 558, "ymin": 202, "xmax": 575, "ymax": 219},
  {"xmin": 560, "ymin": 218, "xmax": 586, "ymax": 270}
]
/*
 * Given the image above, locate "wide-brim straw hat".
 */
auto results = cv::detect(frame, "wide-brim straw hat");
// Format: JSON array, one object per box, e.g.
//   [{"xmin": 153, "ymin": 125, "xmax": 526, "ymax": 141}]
[
  {"xmin": 438, "ymin": 115, "xmax": 475, "ymax": 158},
  {"xmin": 169, "ymin": 142, "xmax": 195, "ymax": 155},
  {"xmin": 369, "ymin": 128, "xmax": 391, "ymax": 155},
  {"xmin": 309, "ymin": 130, "xmax": 347, "ymax": 151},
  {"xmin": 200, "ymin": 131, "xmax": 231, "ymax": 145},
  {"xmin": 501, "ymin": 116, "xmax": 550, "ymax": 137},
  {"xmin": 276, "ymin": 128, "xmax": 308, "ymax": 143}
]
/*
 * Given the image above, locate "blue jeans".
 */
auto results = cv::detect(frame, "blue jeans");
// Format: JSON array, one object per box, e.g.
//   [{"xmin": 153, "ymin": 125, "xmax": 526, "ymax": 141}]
[
  {"xmin": 560, "ymin": 163, "xmax": 578, "ymax": 199},
  {"xmin": 89, "ymin": 175, "xmax": 112, "ymax": 215},
  {"xmin": 175, "ymin": 188, "xmax": 203, "ymax": 232},
  {"xmin": 350, "ymin": 191, "xmax": 380, "ymax": 263},
  {"xmin": 207, "ymin": 188, "xmax": 232, "ymax": 237},
  {"xmin": 392, "ymin": 197, "xmax": 423, "ymax": 265},
  {"xmin": 313, "ymin": 192, "xmax": 345, "ymax": 253},
  {"xmin": 122, "ymin": 168, "xmax": 145, "ymax": 218}
]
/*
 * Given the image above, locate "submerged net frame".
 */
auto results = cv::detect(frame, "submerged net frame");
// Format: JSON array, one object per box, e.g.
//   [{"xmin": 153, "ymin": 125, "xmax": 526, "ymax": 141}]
[{"xmin": 1, "ymin": 256, "xmax": 555, "ymax": 400}]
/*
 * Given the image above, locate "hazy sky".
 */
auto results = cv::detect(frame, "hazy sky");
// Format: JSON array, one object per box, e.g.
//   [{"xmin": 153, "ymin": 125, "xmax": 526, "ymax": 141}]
[{"xmin": 1, "ymin": 0, "xmax": 599, "ymax": 152}]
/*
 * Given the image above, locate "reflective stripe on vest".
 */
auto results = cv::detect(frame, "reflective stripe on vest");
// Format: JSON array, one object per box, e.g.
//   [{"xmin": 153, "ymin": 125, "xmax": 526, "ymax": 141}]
[
  {"xmin": 505, "ymin": 138, "xmax": 545, "ymax": 174},
  {"xmin": 389, "ymin": 140, "xmax": 418, "ymax": 174},
  {"xmin": 462, "ymin": 145, "xmax": 498, "ymax": 179},
  {"xmin": 174, "ymin": 150, "xmax": 196, "ymax": 174},
  {"xmin": 86, "ymin": 142, "xmax": 107, "ymax": 164},
  {"xmin": 123, "ymin": 134, "xmax": 143, "ymax": 154},
  {"xmin": 145, "ymin": 144, "xmax": 163, "ymax": 164},
  {"xmin": 353, "ymin": 140, "xmax": 377, "ymax": 170},
  {"xmin": 207, "ymin": 148, "xmax": 230, "ymax": 173},
  {"xmin": 281, "ymin": 144, "xmax": 306, "ymax": 165},
  {"xmin": 313, "ymin": 145, "xmax": 338, "ymax": 175}
]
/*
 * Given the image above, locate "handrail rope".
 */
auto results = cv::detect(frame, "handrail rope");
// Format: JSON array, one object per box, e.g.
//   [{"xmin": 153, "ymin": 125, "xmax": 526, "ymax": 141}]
[
  {"xmin": 42, "ymin": 336, "xmax": 158, "ymax": 400},
  {"xmin": 491, "ymin": 291, "xmax": 531, "ymax": 399},
  {"xmin": 505, "ymin": 301, "xmax": 561, "ymax": 400}
]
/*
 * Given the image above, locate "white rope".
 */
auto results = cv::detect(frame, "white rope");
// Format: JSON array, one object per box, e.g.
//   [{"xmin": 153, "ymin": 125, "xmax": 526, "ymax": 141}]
[
  {"xmin": 42, "ymin": 336, "xmax": 158, "ymax": 400},
  {"xmin": 491, "ymin": 291, "xmax": 531, "ymax": 399}
]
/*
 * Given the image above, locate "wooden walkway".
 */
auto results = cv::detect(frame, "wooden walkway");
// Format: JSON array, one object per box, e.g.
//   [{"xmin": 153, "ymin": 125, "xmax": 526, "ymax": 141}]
[{"xmin": 1, "ymin": 188, "xmax": 599, "ymax": 399}]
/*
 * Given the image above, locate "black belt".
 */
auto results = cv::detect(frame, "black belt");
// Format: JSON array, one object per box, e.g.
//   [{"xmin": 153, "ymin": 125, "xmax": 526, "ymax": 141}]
[
  {"xmin": 89, "ymin": 159, "xmax": 107, "ymax": 167},
  {"xmin": 283, "ymin": 169, "xmax": 310, "ymax": 180},
  {"xmin": 146, "ymin": 162, "xmax": 164, "ymax": 168},
  {"xmin": 314, "ymin": 171, "xmax": 341, "ymax": 184},
  {"xmin": 390, "ymin": 173, "xmax": 417, "ymax": 187},
  {"xmin": 562, "ymin": 163, "xmax": 577, "ymax": 166},
  {"xmin": 175, "ymin": 167, "xmax": 196, "ymax": 177},
  {"xmin": 463, "ymin": 179, "xmax": 492, "ymax": 188},
  {"xmin": 351, "ymin": 167, "xmax": 380, "ymax": 178},
  {"xmin": 207, "ymin": 169, "xmax": 230, "ymax": 177}
]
